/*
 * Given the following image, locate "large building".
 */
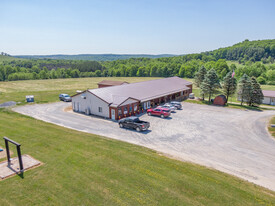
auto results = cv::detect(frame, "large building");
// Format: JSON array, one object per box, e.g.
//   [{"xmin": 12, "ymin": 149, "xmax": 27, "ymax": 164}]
[{"xmin": 72, "ymin": 76, "xmax": 192, "ymax": 120}]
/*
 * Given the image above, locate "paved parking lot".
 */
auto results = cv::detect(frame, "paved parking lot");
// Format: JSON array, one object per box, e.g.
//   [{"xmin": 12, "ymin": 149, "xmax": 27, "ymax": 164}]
[{"xmin": 14, "ymin": 102, "xmax": 275, "ymax": 191}]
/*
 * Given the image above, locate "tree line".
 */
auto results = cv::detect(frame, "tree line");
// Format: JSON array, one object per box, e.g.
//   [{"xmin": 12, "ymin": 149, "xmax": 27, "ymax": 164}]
[
  {"xmin": 0, "ymin": 39, "xmax": 275, "ymax": 83},
  {"xmin": 1, "ymin": 58, "xmax": 274, "ymax": 85},
  {"xmin": 194, "ymin": 66, "xmax": 264, "ymax": 106}
]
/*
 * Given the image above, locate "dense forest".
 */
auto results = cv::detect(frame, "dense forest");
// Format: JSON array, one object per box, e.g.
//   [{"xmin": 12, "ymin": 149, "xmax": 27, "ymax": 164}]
[{"xmin": 1, "ymin": 39, "xmax": 275, "ymax": 84}]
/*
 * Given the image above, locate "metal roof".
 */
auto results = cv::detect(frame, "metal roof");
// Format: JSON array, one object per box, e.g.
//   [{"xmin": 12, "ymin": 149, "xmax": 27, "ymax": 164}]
[
  {"xmin": 262, "ymin": 90, "xmax": 275, "ymax": 98},
  {"xmin": 89, "ymin": 77, "xmax": 192, "ymax": 107},
  {"xmin": 98, "ymin": 80, "xmax": 128, "ymax": 86}
]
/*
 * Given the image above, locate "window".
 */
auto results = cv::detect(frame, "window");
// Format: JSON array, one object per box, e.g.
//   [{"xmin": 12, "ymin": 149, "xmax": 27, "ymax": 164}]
[
  {"xmin": 134, "ymin": 104, "xmax": 137, "ymax": 111},
  {"xmin": 118, "ymin": 107, "xmax": 122, "ymax": 115},
  {"xmin": 124, "ymin": 106, "xmax": 128, "ymax": 114},
  {"xmin": 143, "ymin": 102, "xmax": 147, "ymax": 109},
  {"xmin": 98, "ymin": 107, "xmax": 102, "ymax": 113},
  {"xmin": 129, "ymin": 105, "xmax": 133, "ymax": 113},
  {"xmin": 81, "ymin": 94, "xmax": 86, "ymax": 99}
]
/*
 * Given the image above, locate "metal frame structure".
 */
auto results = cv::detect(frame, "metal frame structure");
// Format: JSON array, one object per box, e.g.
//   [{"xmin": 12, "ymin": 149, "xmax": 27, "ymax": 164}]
[{"xmin": 3, "ymin": 137, "xmax": 24, "ymax": 172}]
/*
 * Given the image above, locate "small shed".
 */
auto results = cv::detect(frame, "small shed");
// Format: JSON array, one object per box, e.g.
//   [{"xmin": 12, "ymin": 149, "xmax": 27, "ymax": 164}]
[
  {"xmin": 26, "ymin": 95, "xmax": 34, "ymax": 102},
  {"xmin": 262, "ymin": 90, "xmax": 275, "ymax": 105},
  {"xmin": 98, "ymin": 80, "xmax": 129, "ymax": 88},
  {"xmin": 213, "ymin": 95, "xmax": 227, "ymax": 106}
]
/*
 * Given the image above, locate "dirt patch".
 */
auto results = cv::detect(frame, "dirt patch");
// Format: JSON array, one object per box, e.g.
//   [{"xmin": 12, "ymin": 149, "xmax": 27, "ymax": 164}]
[{"xmin": 64, "ymin": 106, "xmax": 72, "ymax": 112}]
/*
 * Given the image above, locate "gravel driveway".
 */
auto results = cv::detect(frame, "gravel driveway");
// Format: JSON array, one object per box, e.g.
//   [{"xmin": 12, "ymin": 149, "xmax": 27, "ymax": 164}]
[{"xmin": 14, "ymin": 102, "xmax": 275, "ymax": 191}]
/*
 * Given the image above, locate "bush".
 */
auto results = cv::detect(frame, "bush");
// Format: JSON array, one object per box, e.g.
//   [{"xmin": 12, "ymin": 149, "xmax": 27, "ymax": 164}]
[{"xmin": 256, "ymin": 76, "xmax": 266, "ymax": 84}]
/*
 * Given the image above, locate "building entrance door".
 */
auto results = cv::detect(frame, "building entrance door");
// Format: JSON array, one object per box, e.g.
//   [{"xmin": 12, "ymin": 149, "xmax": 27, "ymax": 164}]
[
  {"xmin": 271, "ymin": 98, "xmax": 275, "ymax": 105},
  {"xmin": 111, "ymin": 109, "xmax": 116, "ymax": 120}
]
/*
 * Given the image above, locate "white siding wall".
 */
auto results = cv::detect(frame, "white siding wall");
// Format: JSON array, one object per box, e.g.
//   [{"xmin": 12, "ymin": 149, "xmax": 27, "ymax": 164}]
[
  {"xmin": 238, "ymin": 95, "xmax": 272, "ymax": 105},
  {"xmin": 72, "ymin": 91, "xmax": 110, "ymax": 118},
  {"xmin": 262, "ymin": 97, "xmax": 271, "ymax": 105}
]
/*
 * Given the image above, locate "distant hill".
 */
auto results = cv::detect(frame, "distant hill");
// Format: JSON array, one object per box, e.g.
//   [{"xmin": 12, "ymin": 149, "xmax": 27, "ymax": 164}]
[
  {"xmin": 15, "ymin": 54, "xmax": 176, "ymax": 61},
  {"xmin": 0, "ymin": 55, "xmax": 22, "ymax": 63},
  {"xmin": 202, "ymin": 39, "xmax": 275, "ymax": 61}
]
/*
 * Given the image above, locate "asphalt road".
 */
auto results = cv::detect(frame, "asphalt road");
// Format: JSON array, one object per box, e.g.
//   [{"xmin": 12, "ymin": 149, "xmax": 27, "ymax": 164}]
[{"xmin": 14, "ymin": 102, "xmax": 275, "ymax": 191}]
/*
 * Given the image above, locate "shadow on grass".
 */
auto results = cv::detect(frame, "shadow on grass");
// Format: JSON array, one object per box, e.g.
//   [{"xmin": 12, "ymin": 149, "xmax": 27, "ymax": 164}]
[
  {"xmin": 18, "ymin": 172, "xmax": 24, "ymax": 179},
  {"xmin": 226, "ymin": 103, "xmax": 264, "ymax": 112},
  {"xmin": 7, "ymin": 163, "xmax": 25, "ymax": 179}
]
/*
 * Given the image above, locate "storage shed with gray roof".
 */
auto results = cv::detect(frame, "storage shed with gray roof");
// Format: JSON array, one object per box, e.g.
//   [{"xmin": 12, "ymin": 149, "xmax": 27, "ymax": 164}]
[
  {"xmin": 72, "ymin": 77, "xmax": 192, "ymax": 120},
  {"xmin": 262, "ymin": 90, "xmax": 275, "ymax": 105},
  {"xmin": 97, "ymin": 80, "xmax": 129, "ymax": 88}
]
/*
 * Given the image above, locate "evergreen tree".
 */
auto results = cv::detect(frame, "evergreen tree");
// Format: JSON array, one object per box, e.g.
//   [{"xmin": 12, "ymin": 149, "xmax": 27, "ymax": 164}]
[
  {"xmin": 194, "ymin": 65, "xmax": 207, "ymax": 100},
  {"xmin": 250, "ymin": 77, "xmax": 264, "ymax": 106},
  {"xmin": 222, "ymin": 71, "xmax": 237, "ymax": 102},
  {"xmin": 200, "ymin": 69, "xmax": 221, "ymax": 103},
  {"xmin": 238, "ymin": 74, "xmax": 252, "ymax": 105}
]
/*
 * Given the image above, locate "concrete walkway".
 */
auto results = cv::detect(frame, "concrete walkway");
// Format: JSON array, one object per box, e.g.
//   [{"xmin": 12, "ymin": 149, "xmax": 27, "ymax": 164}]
[{"xmin": 0, "ymin": 155, "xmax": 41, "ymax": 180}]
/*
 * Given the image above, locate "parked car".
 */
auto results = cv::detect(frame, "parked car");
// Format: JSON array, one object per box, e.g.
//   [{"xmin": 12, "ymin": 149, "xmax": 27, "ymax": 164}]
[
  {"xmin": 118, "ymin": 117, "xmax": 150, "ymax": 132},
  {"xmin": 59, "ymin": 94, "xmax": 72, "ymax": 102},
  {"xmin": 170, "ymin": 101, "xmax": 182, "ymax": 109},
  {"xmin": 147, "ymin": 107, "xmax": 171, "ymax": 118},
  {"xmin": 159, "ymin": 103, "xmax": 176, "ymax": 112}
]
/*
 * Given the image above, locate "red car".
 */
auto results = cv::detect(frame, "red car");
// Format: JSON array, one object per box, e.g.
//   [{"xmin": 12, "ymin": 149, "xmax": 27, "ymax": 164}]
[{"xmin": 147, "ymin": 107, "xmax": 171, "ymax": 118}]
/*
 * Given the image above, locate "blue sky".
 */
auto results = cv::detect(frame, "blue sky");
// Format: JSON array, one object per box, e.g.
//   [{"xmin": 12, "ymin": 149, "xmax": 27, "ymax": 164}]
[{"xmin": 1, "ymin": 0, "xmax": 275, "ymax": 55}]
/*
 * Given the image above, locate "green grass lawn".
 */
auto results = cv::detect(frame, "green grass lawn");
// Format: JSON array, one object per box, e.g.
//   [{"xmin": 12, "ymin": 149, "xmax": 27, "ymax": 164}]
[
  {"xmin": 0, "ymin": 109, "xmax": 274, "ymax": 205},
  {"xmin": 186, "ymin": 99, "xmax": 271, "ymax": 111}
]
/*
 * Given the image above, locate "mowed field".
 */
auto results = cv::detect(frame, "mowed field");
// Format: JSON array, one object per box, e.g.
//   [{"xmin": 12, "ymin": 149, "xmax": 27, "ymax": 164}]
[
  {"xmin": 0, "ymin": 109, "xmax": 275, "ymax": 205},
  {"xmin": 0, "ymin": 77, "xmax": 275, "ymax": 204},
  {"xmin": 0, "ymin": 77, "xmax": 161, "ymax": 104}
]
